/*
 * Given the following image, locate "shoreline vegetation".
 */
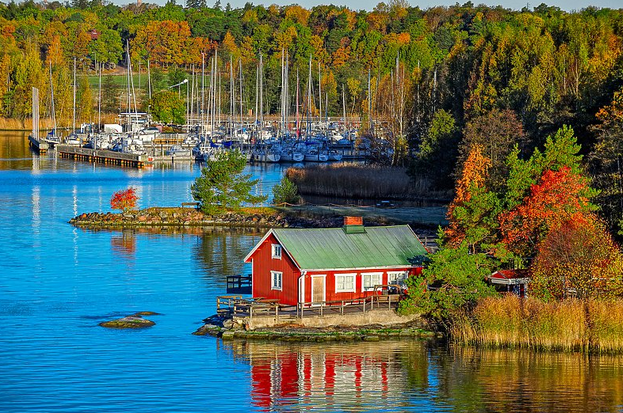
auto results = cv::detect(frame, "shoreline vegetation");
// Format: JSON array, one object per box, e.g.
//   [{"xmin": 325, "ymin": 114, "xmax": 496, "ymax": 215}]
[
  {"xmin": 287, "ymin": 164, "xmax": 452, "ymax": 203},
  {"xmin": 452, "ymin": 296, "xmax": 623, "ymax": 354}
]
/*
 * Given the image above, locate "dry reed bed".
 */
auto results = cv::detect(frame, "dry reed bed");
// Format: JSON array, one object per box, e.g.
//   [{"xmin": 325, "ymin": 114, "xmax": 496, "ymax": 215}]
[
  {"xmin": 0, "ymin": 114, "xmax": 120, "ymax": 131},
  {"xmin": 451, "ymin": 295, "xmax": 623, "ymax": 353},
  {"xmin": 286, "ymin": 163, "xmax": 448, "ymax": 200}
]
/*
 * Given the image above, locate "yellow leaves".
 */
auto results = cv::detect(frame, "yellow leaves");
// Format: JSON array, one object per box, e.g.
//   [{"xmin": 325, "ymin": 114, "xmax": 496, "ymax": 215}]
[
  {"xmin": 222, "ymin": 31, "xmax": 238, "ymax": 57},
  {"xmin": 455, "ymin": 145, "xmax": 491, "ymax": 204},
  {"xmin": 331, "ymin": 46, "xmax": 350, "ymax": 68},
  {"xmin": 284, "ymin": 5, "xmax": 310, "ymax": 26}
]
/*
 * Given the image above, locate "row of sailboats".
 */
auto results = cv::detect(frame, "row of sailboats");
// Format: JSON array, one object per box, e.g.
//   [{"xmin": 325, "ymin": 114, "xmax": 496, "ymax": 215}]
[{"xmin": 31, "ymin": 46, "xmax": 363, "ymax": 164}]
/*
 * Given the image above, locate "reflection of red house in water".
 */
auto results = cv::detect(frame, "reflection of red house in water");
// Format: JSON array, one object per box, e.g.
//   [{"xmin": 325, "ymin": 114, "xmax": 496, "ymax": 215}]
[
  {"xmin": 244, "ymin": 217, "xmax": 428, "ymax": 305},
  {"xmin": 250, "ymin": 346, "xmax": 398, "ymax": 409}
]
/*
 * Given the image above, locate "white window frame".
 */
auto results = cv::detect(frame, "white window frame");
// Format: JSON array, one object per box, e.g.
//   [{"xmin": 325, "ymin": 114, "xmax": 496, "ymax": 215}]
[
  {"xmin": 362, "ymin": 272, "xmax": 383, "ymax": 292},
  {"xmin": 271, "ymin": 244, "xmax": 282, "ymax": 259},
  {"xmin": 271, "ymin": 271, "xmax": 283, "ymax": 291},
  {"xmin": 335, "ymin": 273, "xmax": 356, "ymax": 293},
  {"xmin": 388, "ymin": 271, "xmax": 409, "ymax": 286}
]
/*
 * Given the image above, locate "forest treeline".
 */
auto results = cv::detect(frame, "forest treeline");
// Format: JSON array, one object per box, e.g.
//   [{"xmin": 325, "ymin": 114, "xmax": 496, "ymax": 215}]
[{"xmin": 1, "ymin": 0, "xmax": 623, "ymax": 231}]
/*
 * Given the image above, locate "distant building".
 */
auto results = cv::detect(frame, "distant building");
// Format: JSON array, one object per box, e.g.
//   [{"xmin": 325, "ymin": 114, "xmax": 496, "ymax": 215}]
[
  {"xmin": 487, "ymin": 269, "xmax": 530, "ymax": 297},
  {"xmin": 244, "ymin": 217, "xmax": 428, "ymax": 306}
]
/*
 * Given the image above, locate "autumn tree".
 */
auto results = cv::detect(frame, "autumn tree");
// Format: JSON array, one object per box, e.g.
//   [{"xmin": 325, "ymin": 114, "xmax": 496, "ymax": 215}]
[
  {"xmin": 445, "ymin": 144, "xmax": 501, "ymax": 252},
  {"xmin": 530, "ymin": 216, "xmax": 623, "ymax": 301},
  {"xmin": 499, "ymin": 166, "xmax": 596, "ymax": 257},
  {"xmin": 458, "ymin": 109, "xmax": 527, "ymax": 191},
  {"xmin": 589, "ymin": 87, "xmax": 623, "ymax": 235},
  {"xmin": 110, "ymin": 188, "xmax": 139, "ymax": 212}
]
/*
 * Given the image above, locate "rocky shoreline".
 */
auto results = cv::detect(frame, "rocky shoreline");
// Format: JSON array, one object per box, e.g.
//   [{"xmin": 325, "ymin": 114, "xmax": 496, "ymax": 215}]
[
  {"xmin": 193, "ymin": 313, "xmax": 441, "ymax": 342},
  {"xmin": 69, "ymin": 206, "xmax": 398, "ymax": 229}
]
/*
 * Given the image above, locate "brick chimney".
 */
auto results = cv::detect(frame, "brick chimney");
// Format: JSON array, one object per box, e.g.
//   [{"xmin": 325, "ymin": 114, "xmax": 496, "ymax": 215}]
[{"xmin": 343, "ymin": 216, "xmax": 365, "ymax": 234}]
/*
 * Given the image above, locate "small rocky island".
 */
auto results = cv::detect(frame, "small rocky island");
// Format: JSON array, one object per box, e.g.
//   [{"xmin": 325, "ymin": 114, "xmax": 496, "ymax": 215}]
[
  {"xmin": 99, "ymin": 312, "xmax": 160, "ymax": 329},
  {"xmin": 69, "ymin": 206, "xmax": 400, "ymax": 230}
]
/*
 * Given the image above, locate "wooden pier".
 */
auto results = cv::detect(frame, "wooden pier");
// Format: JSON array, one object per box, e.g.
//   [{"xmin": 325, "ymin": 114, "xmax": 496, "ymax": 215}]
[
  {"xmin": 57, "ymin": 145, "xmax": 149, "ymax": 168},
  {"xmin": 226, "ymin": 275, "xmax": 252, "ymax": 294},
  {"xmin": 28, "ymin": 135, "xmax": 49, "ymax": 154}
]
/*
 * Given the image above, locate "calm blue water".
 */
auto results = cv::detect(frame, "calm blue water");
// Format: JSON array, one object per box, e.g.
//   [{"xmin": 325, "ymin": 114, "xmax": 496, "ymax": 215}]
[{"xmin": 2, "ymin": 133, "xmax": 623, "ymax": 412}]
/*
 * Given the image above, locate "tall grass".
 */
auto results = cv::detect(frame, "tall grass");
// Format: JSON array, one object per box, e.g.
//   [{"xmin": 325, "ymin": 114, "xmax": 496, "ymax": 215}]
[
  {"xmin": 286, "ymin": 163, "xmax": 452, "ymax": 201},
  {"xmin": 452, "ymin": 295, "xmax": 623, "ymax": 353},
  {"xmin": 0, "ymin": 114, "xmax": 122, "ymax": 131}
]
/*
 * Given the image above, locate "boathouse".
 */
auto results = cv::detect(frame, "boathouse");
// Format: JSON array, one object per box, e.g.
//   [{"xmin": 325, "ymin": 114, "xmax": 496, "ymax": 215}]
[
  {"xmin": 243, "ymin": 217, "xmax": 428, "ymax": 306},
  {"xmin": 487, "ymin": 269, "xmax": 530, "ymax": 297}
]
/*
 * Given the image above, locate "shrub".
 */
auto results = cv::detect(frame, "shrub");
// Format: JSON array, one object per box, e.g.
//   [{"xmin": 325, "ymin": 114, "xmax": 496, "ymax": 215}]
[
  {"xmin": 110, "ymin": 187, "xmax": 138, "ymax": 212},
  {"xmin": 272, "ymin": 176, "xmax": 301, "ymax": 205}
]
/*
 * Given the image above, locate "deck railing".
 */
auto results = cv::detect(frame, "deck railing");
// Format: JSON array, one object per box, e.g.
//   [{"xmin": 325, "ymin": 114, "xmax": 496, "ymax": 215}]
[{"xmin": 217, "ymin": 285, "xmax": 403, "ymax": 322}]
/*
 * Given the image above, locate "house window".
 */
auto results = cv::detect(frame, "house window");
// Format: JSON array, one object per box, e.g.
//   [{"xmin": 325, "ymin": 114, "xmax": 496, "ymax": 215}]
[
  {"xmin": 271, "ymin": 244, "xmax": 282, "ymax": 259},
  {"xmin": 271, "ymin": 271, "xmax": 282, "ymax": 290},
  {"xmin": 388, "ymin": 271, "xmax": 409, "ymax": 286},
  {"xmin": 362, "ymin": 272, "xmax": 383, "ymax": 291},
  {"xmin": 335, "ymin": 273, "xmax": 356, "ymax": 293}
]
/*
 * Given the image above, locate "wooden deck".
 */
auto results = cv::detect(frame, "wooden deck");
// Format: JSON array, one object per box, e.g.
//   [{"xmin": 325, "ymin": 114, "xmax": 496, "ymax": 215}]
[{"xmin": 216, "ymin": 287, "xmax": 403, "ymax": 322}]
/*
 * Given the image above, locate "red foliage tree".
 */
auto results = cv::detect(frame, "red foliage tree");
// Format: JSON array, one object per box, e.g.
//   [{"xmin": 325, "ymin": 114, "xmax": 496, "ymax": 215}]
[
  {"xmin": 499, "ymin": 166, "xmax": 593, "ymax": 256},
  {"xmin": 110, "ymin": 188, "xmax": 138, "ymax": 212}
]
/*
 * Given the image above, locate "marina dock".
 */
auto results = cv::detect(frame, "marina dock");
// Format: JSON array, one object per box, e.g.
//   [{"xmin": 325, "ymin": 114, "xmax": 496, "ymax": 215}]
[
  {"xmin": 57, "ymin": 145, "xmax": 149, "ymax": 168},
  {"xmin": 28, "ymin": 135, "xmax": 49, "ymax": 154}
]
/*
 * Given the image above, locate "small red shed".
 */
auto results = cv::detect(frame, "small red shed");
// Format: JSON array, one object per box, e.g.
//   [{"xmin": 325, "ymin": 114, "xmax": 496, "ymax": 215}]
[
  {"xmin": 488, "ymin": 269, "xmax": 530, "ymax": 297},
  {"xmin": 243, "ymin": 218, "xmax": 428, "ymax": 306}
]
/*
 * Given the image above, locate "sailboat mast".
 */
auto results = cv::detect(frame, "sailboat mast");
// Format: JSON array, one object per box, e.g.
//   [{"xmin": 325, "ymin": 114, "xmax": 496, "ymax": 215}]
[
  {"xmin": 296, "ymin": 68, "xmax": 299, "ymax": 138},
  {"xmin": 98, "ymin": 62, "xmax": 102, "ymax": 132},
  {"xmin": 285, "ymin": 52, "xmax": 289, "ymax": 135},
  {"xmin": 239, "ymin": 58, "xmax": 243, "ymax": 135},
  {"xmin": 367, "ymin": 69, "xmax": 371, "ymax": 133},
  {"xmin": 72, "ymin": 57, "xmax": 76, "ymax": 134},
  {"xmin": 259, "ymin": 52, "xmax": 263, "ymax": 140},
  {"xmin": 318, "ymin": 61, "xmax": 321, "ymax": 126},
  {"xmin": 342, "ymin": 83, "xmax": 346, "ymax": 133},
  {"xmin": 307, "ymin": 56, "xmax": 312, "ymax": 138},
  {"xmin": 147, "ymin": 59, "xmax": 152, "ymax": 100},
  {"xmin": 49, "ymin": 61, "xmax": 56, "ymax": 136},
  {"xmin": 201, "ymin": 53, "xmax": 205, "ymax": 136}
]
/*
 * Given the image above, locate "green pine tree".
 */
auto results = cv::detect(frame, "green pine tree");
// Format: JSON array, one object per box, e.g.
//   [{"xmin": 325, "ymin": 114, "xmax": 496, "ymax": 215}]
[{"xmin": 191, "ymin": 150, "xmax": 267, "ymax": 214}]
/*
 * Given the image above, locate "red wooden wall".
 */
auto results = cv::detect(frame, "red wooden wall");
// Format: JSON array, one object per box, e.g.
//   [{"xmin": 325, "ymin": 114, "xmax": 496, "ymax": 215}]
[{"xmin": 249, "ymin": 233, "xmax": 301, "ymax": 306}]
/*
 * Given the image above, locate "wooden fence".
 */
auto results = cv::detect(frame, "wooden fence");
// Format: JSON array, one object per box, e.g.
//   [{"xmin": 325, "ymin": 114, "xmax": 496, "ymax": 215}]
[{"xmin": 216, "ymin": 285, "xmax": 402, "ymax": 322}]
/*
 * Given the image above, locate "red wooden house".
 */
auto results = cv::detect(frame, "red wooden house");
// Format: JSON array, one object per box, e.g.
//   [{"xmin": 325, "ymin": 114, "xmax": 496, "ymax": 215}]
[{"xmin": 243, "ymin": 217, "xmax": 428, "ymax": 306}]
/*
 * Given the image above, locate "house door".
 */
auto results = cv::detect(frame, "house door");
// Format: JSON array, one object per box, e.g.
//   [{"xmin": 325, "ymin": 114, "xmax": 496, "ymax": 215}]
[{"xmin": 311, "ymin": 276, "xmax": 325, "ymax": 305}]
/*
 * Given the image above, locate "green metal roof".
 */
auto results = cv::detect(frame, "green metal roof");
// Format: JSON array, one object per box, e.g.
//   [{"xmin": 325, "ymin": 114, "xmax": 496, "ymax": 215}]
[{"xmin": 272, "ymin": 225, "xmax": 427, "ymax": 271}]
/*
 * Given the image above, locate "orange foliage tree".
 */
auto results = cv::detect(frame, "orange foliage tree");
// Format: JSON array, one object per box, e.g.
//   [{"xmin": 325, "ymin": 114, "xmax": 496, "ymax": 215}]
[
  {"xmin": 499, "ymin": 166, "xmax": 595, "ymax": 256},
  {"xmin": 110, "ymin": 188, "xmax": 139, "ymax": 212},
  {"xmin": 445, "ymin": 144, "xmax": 500, "ymax": 251},
  {"xmin": 530, "ymin": 216, "xmax": 623, "ymax": 300}
]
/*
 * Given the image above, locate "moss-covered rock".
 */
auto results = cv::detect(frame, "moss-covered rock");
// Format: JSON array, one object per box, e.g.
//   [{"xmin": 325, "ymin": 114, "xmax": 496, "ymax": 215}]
[{"xmin": 99, "ymin": 315, "xmax": 155, "ymax": 329}]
